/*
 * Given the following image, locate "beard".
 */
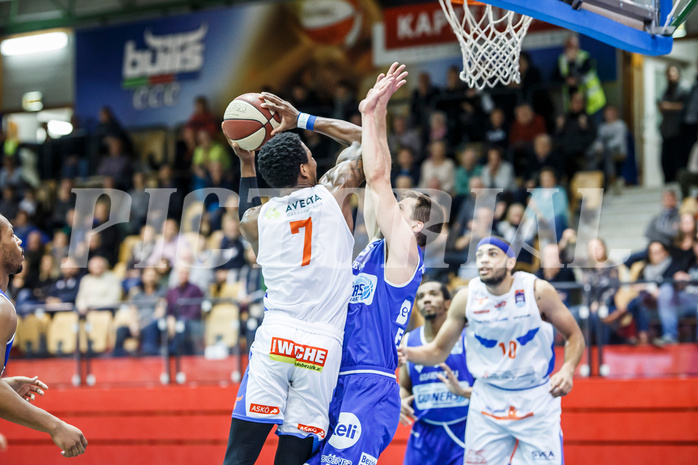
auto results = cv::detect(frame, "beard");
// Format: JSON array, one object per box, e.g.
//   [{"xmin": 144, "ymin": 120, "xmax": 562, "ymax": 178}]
[
  {"xmin": 480, "ymin": 266, "xmax": 508, "ymax": 286},
  {"xmin": 423, "ymin": 313, "xmax": 437, "ymax": 321},
  {"xmin": 10, "ymin": 263, "xmax": 23, "ymax": 275}
]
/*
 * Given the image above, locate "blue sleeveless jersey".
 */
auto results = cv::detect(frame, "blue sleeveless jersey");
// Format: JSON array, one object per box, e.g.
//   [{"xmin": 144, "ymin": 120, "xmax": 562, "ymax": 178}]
[
  {"xmin": 406, "ymin": 328, "xmax": 473, "ymax": 423},
  {"xmin": 1, "ymin": 289, "xmax": 14, "ymax": 375},
  {"xmin": 341, "ymin": 239, "xmax": 424, "ymax": 372}
]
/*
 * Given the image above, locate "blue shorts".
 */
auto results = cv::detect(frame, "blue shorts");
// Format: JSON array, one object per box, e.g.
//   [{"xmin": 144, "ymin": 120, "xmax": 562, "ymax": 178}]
[
  {"xmin": 306, "ymin": 373, "xmax": 401, "ymax": 465},
  {"xmin": 403, "ymin": 419, "xmax": 466, "ymax": 465}
]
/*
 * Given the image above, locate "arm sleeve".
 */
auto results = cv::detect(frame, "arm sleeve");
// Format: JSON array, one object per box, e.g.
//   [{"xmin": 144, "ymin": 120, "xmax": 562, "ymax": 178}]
[{"xmin": 238, "ymin": 177, "xmax": 261, "ymax": 221}]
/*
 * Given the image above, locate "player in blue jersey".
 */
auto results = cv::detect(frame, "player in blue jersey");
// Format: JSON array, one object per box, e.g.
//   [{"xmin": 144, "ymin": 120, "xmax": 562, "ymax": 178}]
[
  {"xmin": 400, "ymin": 237, "xmax": 584, "ymax": 465},
  {"xmin": 399, "ymin": 281, "xmax": 473, "ymax": 465},
  {"xmin": 307, "ymin": 64, "xmax": 446, "ymax": 465},
  {"xmin": 0, "ymin": 215, "xmax": 87, "ymax": 458}
]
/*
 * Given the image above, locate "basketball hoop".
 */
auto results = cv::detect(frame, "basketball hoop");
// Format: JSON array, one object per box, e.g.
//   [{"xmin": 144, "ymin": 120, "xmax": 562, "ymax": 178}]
[{"xmin": 439, "ymin": 0, "xmax": 533, "ymax": 89}]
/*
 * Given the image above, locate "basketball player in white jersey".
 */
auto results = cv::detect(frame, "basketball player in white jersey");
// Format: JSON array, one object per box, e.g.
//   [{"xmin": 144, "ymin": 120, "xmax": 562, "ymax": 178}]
[
  {"xmin": 221, "ymin": 88, "xmax": 365, "ymax": 465},
  {"xmin": 0, "ymin": 215, "xmax": 87, "ymax": 457},
  {"xmin": 400, "ymin": 237, "xmax": 584, "ymax": 465}
]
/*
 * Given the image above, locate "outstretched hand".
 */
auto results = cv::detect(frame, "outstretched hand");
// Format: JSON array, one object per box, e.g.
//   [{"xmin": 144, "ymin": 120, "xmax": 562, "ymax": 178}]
[
  {"xmin": 359, "ymin": 62, "xmax": 408, "ymax": 114},
  {"xmin": 259, "ymin": 92, "xmax": 299, "ymax": 135},
  {"xmin": 4, "ymin": 376, "xmax": 48, "ymax": 403},
  {"xmin": 436, "ymin": 363, "xmax": 472, "ymax": 398}
]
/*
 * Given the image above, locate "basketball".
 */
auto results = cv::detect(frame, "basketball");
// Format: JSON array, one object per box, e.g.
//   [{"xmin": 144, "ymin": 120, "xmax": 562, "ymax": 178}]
[{"xmin": 222, "ymin": 93, "xmax": 282, "ymax": 151}]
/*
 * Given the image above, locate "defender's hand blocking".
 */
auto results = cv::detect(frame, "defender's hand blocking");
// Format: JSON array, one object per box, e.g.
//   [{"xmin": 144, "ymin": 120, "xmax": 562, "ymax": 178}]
[
  {"xmin": 399, "ymin": 395, "xmax": 417, "ymax": 426},
  {"xmin": 259, "ymin": 93, "xmax": 300, "ymax": 135},
  {"xmin": 359, "ymin": 62, "xmax": 407, "ymax": 114},
  {"xmin": 4, "ymin": 376, "xmax": 48, "ymax": 403}
]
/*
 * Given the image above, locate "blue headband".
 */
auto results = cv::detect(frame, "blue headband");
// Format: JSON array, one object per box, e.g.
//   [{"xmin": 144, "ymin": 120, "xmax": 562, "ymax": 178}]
[{"xmin": 477, "ymin": 237, "xmax": 515, "ymax": 258}]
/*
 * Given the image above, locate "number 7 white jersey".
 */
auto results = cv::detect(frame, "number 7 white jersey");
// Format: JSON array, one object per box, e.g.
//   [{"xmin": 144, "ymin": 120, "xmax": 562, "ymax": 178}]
[{"xmin": 257, "ymin": 184, "xmax": 354, "ymax": 332}]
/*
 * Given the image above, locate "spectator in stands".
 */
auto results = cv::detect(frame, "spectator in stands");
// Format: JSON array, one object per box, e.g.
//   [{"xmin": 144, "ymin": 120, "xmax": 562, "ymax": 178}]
[
  {"xmin": 391, "ymin": 147, "xmax": 420, "ymax": 188},
  {"xmin": 147, "ymin": 218, "xmax": 189, "ymax": 269},
  {"xmin": 96, "ymin": 136, "xmax": 133, "ymax": 189},
  {"xmin": 497, "ymin": 203, "xmax": 536, "ymax": 265},
  {"xmin": 453, "ymin": 145, "xmax": 483, "ymax": 198},
  {"xmin": 436, "ymin": 66, "xmax": 466, "ymax": 146},
  {"xmin": 658, "ymin": 65, "xmax": 690, "ymax": 183},
  {"xmin": 165, "ymin": 267, "xmax": 204, "ymax": 356},
  {"xmin": 114, "ymin": 267, "xmax": 167, "ymax": 356},
  {"xmin": 50, "ymin": 179, "xmax": 75, "ymax": 230},
  {"xmin": 23, "ymin": 231, "xmax": 45, "ymax": 289},
  {"xmin": 677, "ymin": 142, "xmax": 698, "ymax": 199},
  {"xmin": 419, "ymin": 140, "xmax": 455, "ymax": 194},
  {"xmin": 484, "ymin": 108, "xmax": 508, "ymax": 150},
  {"xmin": 447, "ymin": 205, "xmax": 496, "ymax": 277},
  {"xmin": 516, "ymin": 52, "xmax": 556, "ymax": 131},
  {"xmin": 128, "ymin": 225, "xmax": 157, "ymax": 269},
  {"xmin": 590, "ymin": 106, "xmax": 628, "ymax": 188},
  {"xmin": 0, "ymin": 186, "xmax": 18, "ymax": 222},
  {"xmin": 19, "ymin": 188, "xmax": 37, "ymax": 218},
  {"xmin": 387, "ymin": 115, "xmax": 422, "ymax": 160},
  {"xmin": 192, "ymin": 129, "xmax": 231, "ymax": 180},
  {"xmin": 174, "ymin": 126, "xmax": 198, "ymax": 174},
  {"xmin": 481, "ymin": 146, "xmax": 515, "ymax": 192},
  {"xmin": 125, "ymin": 172, "xmax": 150, "ymax": 235},
  {"xmin": 202, "ymin": 161, "xmax": 236, "ymax": 231},
  {"xmin": 157, "ymin": 164, "xmax": 183, "ymax": 222},
  {"xmin": 185, "ymin": 96, "xmax": 218, "ymax": 136},
  {"xmin": 13, "ymin": 211, "xmax": 39, "ymax": 250},
  {"xmin": 75, "ymin": 256, "xmax": 122, "ymax": 314},
  {"xmin": 168, "ymin": 241, "xmax": 213, "ymax": 294},
  {"xmin": 580, "ymin": 238, "xmax": 620, "ymax": 345},
  {"xmin": 0, "ymin": 157, "xmax": 23, "ymax": 191},
  {"xmin": 645, "ymin": 189, "xmax": 680, "ymax": 245},
  {"xmin": 509, "ymin": 103, "xmax": 546, "ymax": 152},
  {"xmin": 45, "ymin": 257, "xmax": 82, "ymax": 306},
  {"xmin": 92, "ymin": 106, "xmax": 133, "ymax": 161},
  {"xmin": 657, "ymin": 238, "xmax": 698, "ymax": 344},
  {"xmin": 214, "ymin": 215, "xmax": 247, "ymax": 286},
  {"xmin": 332, "ymin": 81, "xmax": 358, "ymax": 122},
  {"xmin": 529, "ymin": 168, "xmax": 569, "ymax": 244},
  {"xmin": 555, "ymin": 35, "xmax": 606, "ymax": 118},
  {"xmin": 624, "ymin": 241, "xmax": 683, "ymax": 345},
  {"xmin": 50, "ymin": 230, "xmax": 69, "ymax": 265},
  {"xmin": 91, "ymin": 200, "xmax": 121, "ymax": 266},
  {"xmin": 556, "ymin": 92, "xmax": 598, "ymax": 179},
  {"xmin": 683, "ymin": 60, "xmax": 698, "ymax": 168},
  {"xmin": 536, "ymin": 243, "xmax": 577, "ymax": 307},
  {"xmin": 239, "ymin": 245, "xmax": 265, "ymax": 347},
  {"xmin": 31, "ymin": 254, "xmax": 58, "ymax": 303},
  {"xmin": 460, "ymin": 87, "xmax": 494, "ymax": 144},
  {"xmin": 428, "ymin": 111, "xmax": 449, "ymax": 146},
  {"xmin": 524, "ymin": 134, "xmax": 564, "ymax": 189},
  {"xmin": 411, "ymin": 72, "xmax": 439, "ymax": 142},
  {"xmin": 450, "ymin": 176, "xmax": 485, "ymax": 243},
  {"xmin": 672, "ymin": 213, "xmax": 697, "ymax": 266}
]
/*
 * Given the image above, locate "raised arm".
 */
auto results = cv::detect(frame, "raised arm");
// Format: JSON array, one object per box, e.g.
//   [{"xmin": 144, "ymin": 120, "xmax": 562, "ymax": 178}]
[
  {"xmin": 535, "ymin": 279, "xmax": 585, "ymax": 397},
  {"xmin": 360, "ymin": 64, "xmax": 419, "ymax": 284},
  {"xmin": 225, "ymin": 139, "xmax": 261, "ymax": 255},
  {"xmin": 260, "ymin": 92, "xmax": 361, "ymax": 145},
  {"xmin": 399, "ymin": 287, "xmax": 468, "ymax": 366}
]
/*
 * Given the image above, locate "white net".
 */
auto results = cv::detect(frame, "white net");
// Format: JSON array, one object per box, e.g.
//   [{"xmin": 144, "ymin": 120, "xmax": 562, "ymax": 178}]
[{"xmin": 438, "ymin": 0, "xmax": 533, "ymax": 89}]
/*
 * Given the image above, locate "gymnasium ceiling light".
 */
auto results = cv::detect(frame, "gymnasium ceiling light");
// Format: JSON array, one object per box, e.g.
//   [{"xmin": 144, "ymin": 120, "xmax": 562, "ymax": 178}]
[{"xmin": 1, "ymin": 31, "xmax": 68, "ymax": 56}]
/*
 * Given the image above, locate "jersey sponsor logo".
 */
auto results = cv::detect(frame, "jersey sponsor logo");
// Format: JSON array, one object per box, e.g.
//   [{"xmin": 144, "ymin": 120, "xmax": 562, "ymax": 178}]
[
  {"xmin": 321, "ymin": 454, "xmax": 352, "ymax": 465},
  {"xmin": 264, "ymin": 207, "xmax": 281, "ymax": 220},
  {"xmin": 413, "ymin": 382, "xmax": 470, "ymax": 410},
  {"xmin": 481, "ymin": 406, "xmax": 534, "ymax": 421},
  {"xmin": 474, "ymin": 297, "xmax": 488, "ymax": 305},
  {"xmin": 515, "ymin": 290, "xmax": 525, "ymax": 307},
  {"xmin": 418, "ymin": 369, "xmax": 459, "ymax": 382},
  {"xmin": 396, "ymin": 299, "xmax": 411, "ymax": 325},
  {"xmin": 285, "ymin": 194, "xmax": 323, "ymax": 213},
  {"xmin": 359, "ymin": 452, "xmax": 377, "ymax": 465},
  {"xmin": 473, "ymin": 309, "xmax": 490, "ymax": 314},
  {"xmin": 350, "ymin": 273, "xmax": 378, "ymax": 305},
  {"xmin": 269, "ymin": 337, "xmax": 328, "ymax": 372},
  {"xmin": 532, "ymin": 450, "xmax": 556, "ymax": 460},
  {"xmin": 328, "ymin": 412, "xmax": 362, "ymax": 450},
  {"xmin": 465, "ymin": 449, "xmax": 488, "ymax": 464},
  {"xmin": 249, "ymin": 403, "xmax": 280, "ymax": 415},
  {"xmin": 298, "ymin": 423, "xmax": 326, "ymax": 439},
  {"xmin": 494, "ymin": 301, "xmax": 507, "ymax": 309}
]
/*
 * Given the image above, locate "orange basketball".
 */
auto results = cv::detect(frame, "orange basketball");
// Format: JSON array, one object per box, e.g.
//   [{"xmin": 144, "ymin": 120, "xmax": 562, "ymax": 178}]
[{"xmin": 221, "ymin": 93, "xmax": 282, "ymax": 151}]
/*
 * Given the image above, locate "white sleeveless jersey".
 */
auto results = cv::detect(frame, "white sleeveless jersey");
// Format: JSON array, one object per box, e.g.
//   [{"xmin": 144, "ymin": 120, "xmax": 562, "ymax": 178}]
[
  {"xmin": 465, "ymin": 272, "xmax": 555, "ymax": 389},
  {"xmin": 257, "ymin": 184, "xmax": 354, "ymax": 331}
]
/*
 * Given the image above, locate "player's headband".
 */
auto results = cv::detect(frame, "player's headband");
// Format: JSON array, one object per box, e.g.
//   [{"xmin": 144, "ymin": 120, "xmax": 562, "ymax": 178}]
[{"xmin": 477, "ymin": 237, "xmax": 515, "ymax": 258}]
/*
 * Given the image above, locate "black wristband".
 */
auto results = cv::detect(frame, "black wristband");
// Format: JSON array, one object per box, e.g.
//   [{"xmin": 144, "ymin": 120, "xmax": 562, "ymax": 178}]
[{"xmin": 239, "ymin": 177, "xmax": 261, "ymax": 220}]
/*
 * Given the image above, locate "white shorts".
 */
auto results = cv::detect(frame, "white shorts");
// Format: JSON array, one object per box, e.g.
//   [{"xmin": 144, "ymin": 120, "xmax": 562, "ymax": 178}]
[
  {"xmin": 232, "ymin": 312, "xmax": 343, "ymax": 439},
  {"xmin": 464, "ymin": 379, "xmax": 563, "ymax": 465}
]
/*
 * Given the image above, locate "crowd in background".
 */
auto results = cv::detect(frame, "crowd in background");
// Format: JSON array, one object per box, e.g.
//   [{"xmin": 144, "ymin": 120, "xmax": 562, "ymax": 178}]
[{"xmin": 1, "ymin": 36, "xmax": 698, "ymax": 359}]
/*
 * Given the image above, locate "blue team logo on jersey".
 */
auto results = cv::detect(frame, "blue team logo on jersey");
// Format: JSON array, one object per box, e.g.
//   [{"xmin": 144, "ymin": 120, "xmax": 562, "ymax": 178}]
[
  {"xmin": 350, "ymin": 273, "xmax": 378, "ymax": 305},
  {"xmin": 515, "ymin": 289, "xmax": 526, "ymax": 307}
]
